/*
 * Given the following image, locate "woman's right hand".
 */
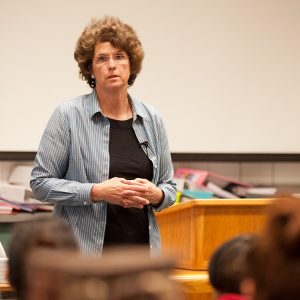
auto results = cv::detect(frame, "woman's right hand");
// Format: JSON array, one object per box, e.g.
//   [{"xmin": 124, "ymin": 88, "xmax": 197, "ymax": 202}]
[{"xmin": 90, "ymin": 177, "xmax": 149, "ymax": 209}]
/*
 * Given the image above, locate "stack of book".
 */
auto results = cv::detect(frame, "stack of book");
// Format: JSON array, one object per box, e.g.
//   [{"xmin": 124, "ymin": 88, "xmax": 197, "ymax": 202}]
[
  {"xmin": 174, "ymin": 168, "xmax": 277, "ymax": 199},
  {"xmin": 0, "ymin": 164, "xmax": 53, "ymax": 214},
  {"xmin": 0, "ymin": 197, "xmax": 53, "ymax": 214}
]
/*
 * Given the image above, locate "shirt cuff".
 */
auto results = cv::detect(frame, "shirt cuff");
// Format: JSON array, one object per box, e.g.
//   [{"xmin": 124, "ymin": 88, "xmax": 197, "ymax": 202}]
[{"xmin": 78, "ymin": 183, "xmax": 94, "ymax": 206}]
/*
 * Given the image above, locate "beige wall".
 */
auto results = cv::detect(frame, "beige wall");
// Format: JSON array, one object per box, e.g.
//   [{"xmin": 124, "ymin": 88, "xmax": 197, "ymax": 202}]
[
  {"xmin": 1, "ymin": 161, "xmax": 300, "ymax": 187},
  {"xmin": 1, "ymin": 0, "xmax": 300, "ymax": 153}
]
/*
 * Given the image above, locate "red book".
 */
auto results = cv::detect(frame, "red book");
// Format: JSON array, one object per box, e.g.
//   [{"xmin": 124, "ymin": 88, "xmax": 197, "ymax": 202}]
[{"xmin": 0, "ymin": 201, "xmax": 15, "ymax": 214}]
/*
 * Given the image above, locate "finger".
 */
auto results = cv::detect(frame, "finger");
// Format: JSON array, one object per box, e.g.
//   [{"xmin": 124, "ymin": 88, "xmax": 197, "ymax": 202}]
[
  {"xmin": 123, "ymin": 190, "xmax": 146, "ymax": 198},
  {"xmin": 122, "ymin": 184, "xmax": 148, "ymax": 193},
  {"xmin": 122, "ymin": 198, "xmax": 143, "ymax": 208},
  {"xmin": 124, "ymin": 202, "xmax": 144, "ymax": 209},
  {"xmin": 130, "ymin": 196, "xmax": 149, "ymax": 206},
  {"xmin": 119, "ymin": 178, "xmax": 130, "ymax": 184},
  {"xmin": 113, "ymin": 177, "xmax": 122, "ymax": 181},
  {"xmin": 133, "ymin": 178, "xmax": 148, "ymax": 184},
  {"xmin": 122, "ymin": 179, "xmax": 145, "ymax": 187},
  {"xmin": 125, "ymin": 178, "xmax": 148, "ymax": 185}
]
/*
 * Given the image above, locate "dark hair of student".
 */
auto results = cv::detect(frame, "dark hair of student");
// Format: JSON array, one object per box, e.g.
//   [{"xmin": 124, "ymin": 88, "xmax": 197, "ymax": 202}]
[{"xmin": 208, "ymin": 234, "xmax": 257, "ymax": 295}]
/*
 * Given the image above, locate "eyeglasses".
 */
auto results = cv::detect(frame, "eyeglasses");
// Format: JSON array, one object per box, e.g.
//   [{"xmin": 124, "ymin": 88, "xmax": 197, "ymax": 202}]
[{"xmin": 95, "ymin": 53, "xmax": 128, "ymax": 66}]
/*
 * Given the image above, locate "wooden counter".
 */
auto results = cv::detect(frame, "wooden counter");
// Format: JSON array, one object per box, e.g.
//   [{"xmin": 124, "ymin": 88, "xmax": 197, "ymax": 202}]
[
  {"xmin": 172, "ymin": 269, "xmax": 214, "ymax": 300},
  {"xmin": 0, "ymin": 282, "xmax": 11, "ymax": 292}
]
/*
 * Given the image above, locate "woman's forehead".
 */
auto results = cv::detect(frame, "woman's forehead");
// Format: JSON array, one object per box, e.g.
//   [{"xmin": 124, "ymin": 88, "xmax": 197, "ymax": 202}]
[{"xmin": 94, "ymin": 41, "xmax": 124, "ymax": 54}]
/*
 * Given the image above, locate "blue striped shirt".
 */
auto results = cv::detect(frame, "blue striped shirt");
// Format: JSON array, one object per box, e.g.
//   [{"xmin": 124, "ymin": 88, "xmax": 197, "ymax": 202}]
[{"xmin": 30, "ymin": 89, "xmax": 176, "ymax": 255}]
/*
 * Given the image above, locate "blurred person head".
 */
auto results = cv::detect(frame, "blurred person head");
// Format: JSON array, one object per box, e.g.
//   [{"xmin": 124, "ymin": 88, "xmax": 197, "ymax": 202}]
[
  {"xmin": 244, "ymin": 197, "xmax": 300, "ymax": 300},
  {"xmin": 8, "ymin": 216, "xmax": 78, "ymax": 300},
  {"xmin": 74, "ymin": 16, "xmax": 144, "ymax": 88},
  {"xmin": 208, "ymin": 234, "xmax": 257, "ymax": 299},
  {"xmin": 25, "ymin": 246, "xmax": 182, "ymax": 300}
]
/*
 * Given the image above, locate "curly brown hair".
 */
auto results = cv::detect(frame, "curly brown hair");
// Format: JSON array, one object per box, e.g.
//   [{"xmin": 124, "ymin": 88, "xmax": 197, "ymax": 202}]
[{"xmin": 74, "ymin": 16, "xmax": 144, "ymax": 88}]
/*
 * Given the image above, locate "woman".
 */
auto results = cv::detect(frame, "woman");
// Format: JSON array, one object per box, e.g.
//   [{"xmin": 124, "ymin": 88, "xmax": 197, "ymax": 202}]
[{"xmin": 30, "ymin": 16, "xmax": 176, "ymax": 255}]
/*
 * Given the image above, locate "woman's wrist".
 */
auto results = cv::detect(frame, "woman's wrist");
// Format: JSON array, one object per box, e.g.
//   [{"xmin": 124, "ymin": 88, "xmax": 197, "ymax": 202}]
[
  {"xmin": 91, "ymin": 183, "xmax": 103, "ymax": 202},
  {"xmin": 150, "ymin": 187, "xmax": 164, "ymax": 207}
]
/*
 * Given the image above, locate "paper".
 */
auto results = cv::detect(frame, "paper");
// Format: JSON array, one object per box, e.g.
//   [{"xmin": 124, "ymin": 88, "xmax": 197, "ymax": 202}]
[
  {"xmin": 206, "ymin": 182, "xmax": 239, "ymax": 199},
  {"xmin": 0, "ymin": 242, "xmax": 8, "ymax": 284},
  {"xmin": 0, "ymin": 183, "xmax": 32, "ymax": 203}
]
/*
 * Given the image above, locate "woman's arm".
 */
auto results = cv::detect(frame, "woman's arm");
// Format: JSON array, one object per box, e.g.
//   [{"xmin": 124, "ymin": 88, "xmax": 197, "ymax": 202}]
[{"xmin": 30, "ymin": 107, "xmax": 93, "ymax": 206}]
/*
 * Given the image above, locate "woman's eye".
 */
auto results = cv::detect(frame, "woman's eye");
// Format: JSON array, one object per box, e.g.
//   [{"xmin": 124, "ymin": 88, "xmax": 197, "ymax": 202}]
[
  {"xmin": 98, "ymin": 56, "xmax": 108, "ymax": 63},
  {"xmin": 114, "ymin": 54, "xmax": 125, "ymax": 60}
]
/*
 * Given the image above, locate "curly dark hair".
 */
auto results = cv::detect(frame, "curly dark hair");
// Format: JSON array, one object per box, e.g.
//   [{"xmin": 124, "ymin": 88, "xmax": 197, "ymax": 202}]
[{"xmin": 74, "ymin": 16, "xmax": 144, "ymax": 88}]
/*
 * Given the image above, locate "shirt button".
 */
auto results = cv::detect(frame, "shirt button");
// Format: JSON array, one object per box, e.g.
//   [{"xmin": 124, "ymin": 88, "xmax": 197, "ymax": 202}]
[{"xmin": 83, "ymin": 202, "xmax": 87, "ymax": 205}]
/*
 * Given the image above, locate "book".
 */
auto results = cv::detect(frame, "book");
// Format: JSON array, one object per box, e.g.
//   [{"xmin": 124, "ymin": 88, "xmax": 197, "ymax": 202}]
[
  {"xmin": 0, "ymin": 242, "xmax": 8, "ymax": 284},
  {"xmin": 181, "ymin": 189, "xmax": 214, "ymax": 199},
  {"xmin": 173, "ymin": 177, "xmax": 185, "ymax": 192},
  {"xmin": 175, "ymin": 168, "xmax": 249, "ymax": 189},
  {"xmin": 0, "ymin": 182, "xmax": 32, "ymax": 203},
  {"xmin": 206, "ymin": 182, "xmax": 239, "ymax": 199},
  {"xmin": 0, "ymin": 242, "xmax": 6, "ymax": 258},
  {"xmin": 0, "ymin": 197, "xmax": 53, "ymax": 213},
  {"xmin": 174, "ymin": 168, "xmax": 250, "ymax": 199},
  {"xmin": 0, "ymin": 201, "xmax": 14, "ymax": 214},
  {"xmin": 232, "ymin": 186, "xmax": 277, "ymax": 198}
]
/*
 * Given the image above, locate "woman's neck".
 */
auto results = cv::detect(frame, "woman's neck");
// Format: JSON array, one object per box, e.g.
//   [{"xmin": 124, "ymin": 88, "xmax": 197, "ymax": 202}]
[{"xmin": 96, "ymin": 88, "xmax": 132, "ymax": 120}]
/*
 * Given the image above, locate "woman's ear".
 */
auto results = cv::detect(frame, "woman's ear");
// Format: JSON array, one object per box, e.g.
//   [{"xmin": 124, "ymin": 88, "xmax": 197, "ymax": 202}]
[{"xmin": 240, "ymin": 278, "xmax": 256, "ymax": 299}]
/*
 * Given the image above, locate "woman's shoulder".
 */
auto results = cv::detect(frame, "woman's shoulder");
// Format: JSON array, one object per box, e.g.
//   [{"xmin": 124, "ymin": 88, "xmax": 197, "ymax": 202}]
[
  {"xmin": 55, "ymin": 92, "xmax": 93, "ymax": 114},
  {"xmin": 59, "ymin": 93, "xmax": 91, "ymax": 108},
  {"xmin": 130, "ymin": 96, "xmax": 161, "ymax": 120}
]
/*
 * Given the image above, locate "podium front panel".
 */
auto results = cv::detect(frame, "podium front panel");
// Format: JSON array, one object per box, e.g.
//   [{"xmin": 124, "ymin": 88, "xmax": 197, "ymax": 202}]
[{"xmin": 156, "ymin": 199, "xmax": 272, "ymax": 270}]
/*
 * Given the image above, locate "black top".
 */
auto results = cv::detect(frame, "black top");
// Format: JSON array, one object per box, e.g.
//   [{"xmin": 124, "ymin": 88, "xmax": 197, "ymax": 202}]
[{"xmin": 103, "ymin": 118, "xmax": 153, "ymax": 249}]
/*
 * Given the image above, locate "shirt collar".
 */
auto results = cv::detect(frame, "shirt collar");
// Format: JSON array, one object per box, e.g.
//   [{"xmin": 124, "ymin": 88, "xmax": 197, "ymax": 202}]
[
  {"xmin": 86, "ymin": 89, "xmax": 146, "ymax": 120},
  {"xmin": 86, "ymin": 89, "xmax": 103, "ymax": 119},
  {"xmin": 128, "ymin": 94, "xmax": 146, "ymax": 121}
]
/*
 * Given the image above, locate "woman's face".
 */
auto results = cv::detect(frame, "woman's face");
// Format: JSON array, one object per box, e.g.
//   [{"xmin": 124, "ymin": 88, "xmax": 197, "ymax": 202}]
[{"xmin": 92, "ymin": 42, "xmax": 130, "ymax": 92}]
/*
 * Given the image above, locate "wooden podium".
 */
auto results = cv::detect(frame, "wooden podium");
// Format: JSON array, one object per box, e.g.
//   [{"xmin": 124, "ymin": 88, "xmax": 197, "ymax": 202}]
[
  {"xmin": 156, "ymin": 199, "xmax": 272, "ymax": 270},
  {"xmin": 156, "ymin": 199, "xmax": 273, "ymax": 300}
]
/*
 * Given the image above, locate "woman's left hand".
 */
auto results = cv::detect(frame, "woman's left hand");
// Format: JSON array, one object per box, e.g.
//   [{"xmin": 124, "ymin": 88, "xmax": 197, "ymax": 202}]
[{"xmin": 123, "ymin": 178, "xmax": 164, "ymax": 207}]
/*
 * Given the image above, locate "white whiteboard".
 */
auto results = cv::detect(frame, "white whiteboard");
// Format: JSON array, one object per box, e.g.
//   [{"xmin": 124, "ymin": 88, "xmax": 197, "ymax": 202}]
[{"xmin": 1, "ymin": 0, "xmax": 300, "ymax": 153}]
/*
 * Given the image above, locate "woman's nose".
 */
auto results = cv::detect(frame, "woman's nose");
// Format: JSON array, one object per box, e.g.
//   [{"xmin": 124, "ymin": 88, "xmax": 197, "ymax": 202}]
[{"xmin": 107, "ymin": 57, "xmax": 116, "ymax": 69}]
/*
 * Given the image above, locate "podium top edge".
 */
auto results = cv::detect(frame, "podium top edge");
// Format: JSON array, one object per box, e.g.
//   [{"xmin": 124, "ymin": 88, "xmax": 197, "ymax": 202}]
[{"xmin": 156, "ymin": 198, "xmax": 275, "ymax": 215}]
